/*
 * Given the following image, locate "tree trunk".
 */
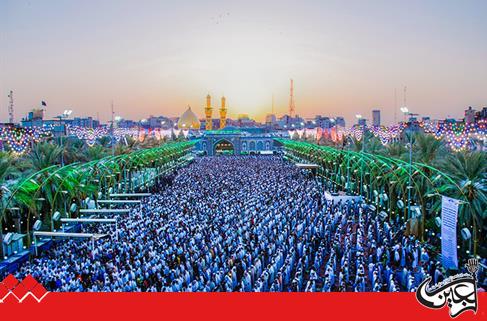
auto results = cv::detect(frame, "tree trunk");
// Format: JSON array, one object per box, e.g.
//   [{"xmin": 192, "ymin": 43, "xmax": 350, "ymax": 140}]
[
  {"xmin": 473, "ymin": 218, "xmax": 477, "ymax": 256},
  {"xmin": 0, "ymin": 219, "xmax": 4, "ymax": 259},
  {"xmin": 26, "ymin": 210, "xmax": 31, "ymax": 248}
]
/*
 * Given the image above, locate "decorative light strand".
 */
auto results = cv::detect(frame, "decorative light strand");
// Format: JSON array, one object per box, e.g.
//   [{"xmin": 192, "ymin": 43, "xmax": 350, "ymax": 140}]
[{"xmin": 0, "ymin": 126, "xmax": 53, "ymax": 155}]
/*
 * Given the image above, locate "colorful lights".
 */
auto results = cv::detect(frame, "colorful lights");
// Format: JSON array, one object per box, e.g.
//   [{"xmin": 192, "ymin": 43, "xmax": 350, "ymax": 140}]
[
  {"xmin": 420, "ymin": 120, "xmax": 486, "ymax": 151},
  {"xmin": 67, "ymin": 126, "xmax": 109, "ymax": 146},
  {"xmin": 289, "ymin": 119, "xmax": 485, "ymax": 151},
  {"xmin": 346, "ymin": 125, "xmax": 364, "ymax": 142},
  {"xmin": 0, "ymin": 126, "xmax": 53, "ymax": 155},
  {"xmin": 66, "ymin": 126, "xmax": 178, "ymax": 146},
  {"xmin": 368, "ymin": 124, "xmax": 404, "ymax": 145},
  {"xmin": 290, "ymin": 124, "xmax": 405, "ymax": 146}
]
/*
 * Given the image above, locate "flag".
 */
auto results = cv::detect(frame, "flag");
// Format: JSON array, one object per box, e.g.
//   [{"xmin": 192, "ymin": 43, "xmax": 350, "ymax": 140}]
[{"xmin": 41, "ymin": 101, "xmax": 47, "ymax": 106}]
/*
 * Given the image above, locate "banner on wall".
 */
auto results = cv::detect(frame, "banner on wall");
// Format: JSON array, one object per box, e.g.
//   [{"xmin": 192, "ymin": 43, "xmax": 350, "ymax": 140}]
[{"xmin": 441, "ymin": 196, "xmax": 460, "ymax": 269}]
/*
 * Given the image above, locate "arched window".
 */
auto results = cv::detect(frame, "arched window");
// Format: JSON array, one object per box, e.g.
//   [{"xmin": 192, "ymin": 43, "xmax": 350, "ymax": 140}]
[
  {"xmin": 214, "ymin": 139, "xmax": 235, "ymax": 155},
  {"xmin": 257, "ymin": 141, "xmax": 264, "ymax": 150},
  {"xmin": 249, "ymin": 141, "xmax": 256, "ymax": 150}
]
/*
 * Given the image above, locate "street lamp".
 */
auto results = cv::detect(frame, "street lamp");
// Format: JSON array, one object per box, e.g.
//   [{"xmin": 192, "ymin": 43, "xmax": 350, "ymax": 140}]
[
  {"xmin": 355, "ymin": 114, "xmax": 367, "ymax": 198},
  {"xmin": 330, "ymin": 118, "xmax": 338, "ymax": 147},
  {"xmin": 55, "ymin": 109, "xmax": 73, "ymax": 166},
  {"xmin": 401, "ymin": 107, "xmax": 414, "ymax": 220},
  {"xmin": 400, "ymin": 107, "xmax": 409, "ymax": 123}
]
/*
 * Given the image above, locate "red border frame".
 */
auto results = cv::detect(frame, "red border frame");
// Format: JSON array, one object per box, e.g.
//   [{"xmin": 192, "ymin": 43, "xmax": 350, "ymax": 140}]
[{"xmin": 1, "ymin": 293, "xmax": 485, "ymax": 320}]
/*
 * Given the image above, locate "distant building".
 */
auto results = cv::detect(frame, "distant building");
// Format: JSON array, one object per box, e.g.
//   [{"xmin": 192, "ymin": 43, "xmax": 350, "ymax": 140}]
[
  {"xmin": 464, "ymin": 106, "xmax": 476, "ymax": 123},
  {"xmin": 312, "ymin": 115, "xmax": 345, "ymax": 129},
  {"xmin": 357, "ymin": 118, "xmax": 367, "ymax": 126},
  {"xmin": 265, "ymin": 114, "xmax": 277, "ymax": 125},
  {"xmin": 304, "ymin": 120, "xmax": 316, "ymax": 129},
  {"xmin": 28, "ymin": 109, "xmax": 44, "ymax": 121},
  {"xmin": 276, "ymin": 115, "xmax": 305, "ymax": 128},
  {"xmin": 21, "ymin": 109, "xmax": 46, "ymax": 128},
  {"xmin": 147, "ymin": 115, "xmax": 173, "ymax": 129},
  {"xmin": 236, "ymin": 114, "xmax": 258, "ymax": 127},
  {"xmin": 315, "ymin": 116, "xmax": 331, "ymax": 129},
  {"xmin": 481, "ymin": 107, "xmax": 487, "ymax": 120},
  {"xmin": 335, "ymin": 117, "xmax": 346, "ymax": 128},
  {"xmin": 475, "ymin": 107, "xmax": 487, "ymax": 121},
  {"xmin": 71, "ymin": 117, "xmax": 100, "ymax": 128},
  {"xmin": 20, "ymin": 110, "xmax": 99, "ymax": 136},
  {"xmin": 117, "ymin": 119, "xmax": 138, "ymax": 128},
  {"xmin": 372, "ymin": 110, "xmax": 381, "ymax": 126}
]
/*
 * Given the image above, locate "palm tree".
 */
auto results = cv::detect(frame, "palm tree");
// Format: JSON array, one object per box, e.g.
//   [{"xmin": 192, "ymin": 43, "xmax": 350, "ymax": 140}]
[
  {"xmin": 139, "ymin": 136, "xmax": 162, "ymax": 149},
  {"xmin": 366, "ymin": 136, "xmax": 385, "ymax": 155},
  {"xmin": 98, "ymin": 136, "xmax": 112, "ymax": 148},
  {"xmin": 0, "ymin": 152, "xmax": 19, "ymax": 259},
  {"xmin": 125, "ymin": 136, "xmax": 139, "ymax": 149},
  {"xmin": 85, "ymin": 145, "xmax": 108, "ymax": 161},
  {"xmin": 439, "ymin": 151, "xmax": 487, "ymax": 255},
  {"xmin": 414, "ymin": 133, "xmax": 446, "ymax": 166},
  {"xmin": 384, "ymin": 141, "xmax": 407, "ymax": 159},
  {"xmin": 25, "ymin": 142, "xmax": 62, "ymax": 172},
  {"xmin": 114, "ymin": 143, "xmax": 131, "ymax": 155},
  {"xmin": 62, "ymin": 137, "xmax": 87, "ymax": 164},
  {"xmin": 350, "ymin": 137, "xmax": 363, "ymax": 152}
]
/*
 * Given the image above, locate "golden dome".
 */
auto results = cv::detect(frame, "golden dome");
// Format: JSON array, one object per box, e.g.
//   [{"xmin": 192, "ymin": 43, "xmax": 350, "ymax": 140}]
[{"xmin": 177, "ymin": 105, "xmax": 201, "ymax": 130}]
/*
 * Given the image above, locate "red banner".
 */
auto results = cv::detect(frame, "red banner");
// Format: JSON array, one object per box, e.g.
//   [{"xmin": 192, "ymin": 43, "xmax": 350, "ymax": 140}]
[{"xmin": 1, "ymin": 292, "xmax": 485, "ymax": 321}]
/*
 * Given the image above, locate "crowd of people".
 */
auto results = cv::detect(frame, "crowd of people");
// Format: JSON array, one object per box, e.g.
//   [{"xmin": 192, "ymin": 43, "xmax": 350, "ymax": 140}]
[{"xmin": 12, "ymin": 155, "xmax": 478, "ymax": 292}]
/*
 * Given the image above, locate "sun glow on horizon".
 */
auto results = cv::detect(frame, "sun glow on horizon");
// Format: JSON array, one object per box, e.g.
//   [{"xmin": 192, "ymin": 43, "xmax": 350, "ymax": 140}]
[{"xmin": 1, "ymin": 1, "xmax": 486, "ymax": 125}]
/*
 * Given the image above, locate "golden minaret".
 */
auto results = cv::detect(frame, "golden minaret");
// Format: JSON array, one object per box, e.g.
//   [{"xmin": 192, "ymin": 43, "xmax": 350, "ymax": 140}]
[
  {"xmin": 219, "ymin": 96, "xmax": 227, "ymax": 129},
  {"xmin": 205, "ymin": 94, "xmax": 213, "ymax": 130}
]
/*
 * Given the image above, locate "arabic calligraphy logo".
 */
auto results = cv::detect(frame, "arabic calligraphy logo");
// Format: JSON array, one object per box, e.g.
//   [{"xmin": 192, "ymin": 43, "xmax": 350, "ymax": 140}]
[{"xmin": 416, "ymin": 258, "xmax": 479, "ymax": 318}]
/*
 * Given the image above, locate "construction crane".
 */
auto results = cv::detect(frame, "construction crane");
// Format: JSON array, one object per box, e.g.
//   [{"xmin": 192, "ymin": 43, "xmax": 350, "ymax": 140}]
[{"xmin": 289, "ymin": 79, "xmax": 295, "ymax": 118}]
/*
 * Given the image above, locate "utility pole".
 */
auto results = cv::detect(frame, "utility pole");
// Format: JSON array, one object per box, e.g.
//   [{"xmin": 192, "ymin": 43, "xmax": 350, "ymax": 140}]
[
  {"xmin": 7, "ymin": 90, "xmax": 14, "ymax": 123},
  {"xmin": 111, "ymin": 101, "xmax": 115, "ymax": 156},
  {"xmin": 394, "ymin": 88, "xmax": 397, "ymax": 125},
  {"xmin": 356, "ymin": 114, "xmax": 367, "ymax": 198},
  {"xmin": 408, "ymin": 131, "xmax": 412, "ymax": 219},
  {"xmin": 403, "ymin": 86, "xmax": 407, "ymax": 122},
  {"xmin": 400, "ymin": 107, "xmax": 419, "ymax": 221},
  {"xmin": 289, "ymin": 79, "xmax": 295, "ymax": 118},
  {"xmin": 56, "ymin": 109, "xmax": 72, "ymax": 166},
  {"xmin": 361, "ymin": 120, "xmax": 366, "ymax": 197},
  {"xmin": 272, "ymin": 94, "xmax": 275, "ymax": 115}
]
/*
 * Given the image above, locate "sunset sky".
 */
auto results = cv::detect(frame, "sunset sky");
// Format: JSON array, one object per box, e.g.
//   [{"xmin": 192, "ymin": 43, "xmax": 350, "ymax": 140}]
[{"xmin": 1, "ymin": 0, "xmax": 486, "ymax": 125}]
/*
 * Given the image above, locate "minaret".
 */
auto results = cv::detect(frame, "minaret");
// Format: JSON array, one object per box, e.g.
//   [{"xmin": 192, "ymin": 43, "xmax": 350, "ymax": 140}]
[
  {"xmin": 219, "ymin": 96, "xmax": 227, "ymax": 129},
  {"xmin": 205, "ymin": 94, "xmax": 213, "ymax": 130}
]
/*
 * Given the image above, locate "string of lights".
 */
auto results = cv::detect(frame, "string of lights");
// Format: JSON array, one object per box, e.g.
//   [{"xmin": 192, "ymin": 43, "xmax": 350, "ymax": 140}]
[
  {"xmin": 0, "ymin": 126, "xmax": 53, "ymax": 155},
  {"xmin": 288, "ymin": 120, "xmax": 485, "ymax": 151},
  {"xmin": 420, "ymin": 120, "xmax": 486, "ymax": 151},
  {"xmin": 66, "ymin": 126, "xmax": 178, "ymax": 145},
  {"xmin": 289, "ymin": 124, "xmax": 405, "ymax": 146}
]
